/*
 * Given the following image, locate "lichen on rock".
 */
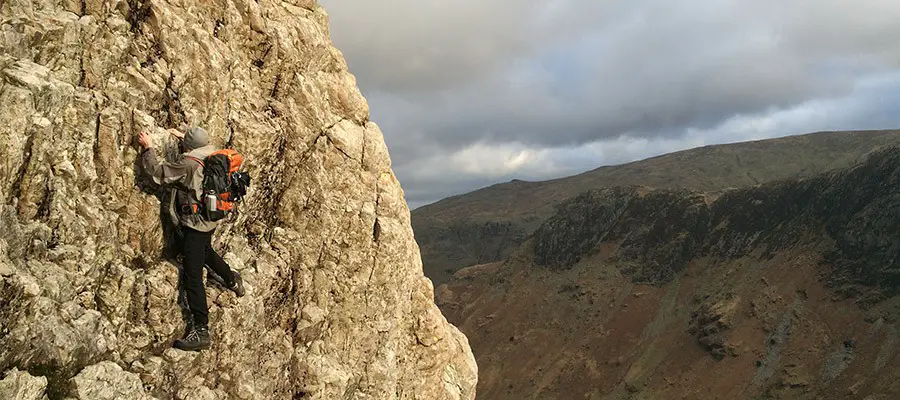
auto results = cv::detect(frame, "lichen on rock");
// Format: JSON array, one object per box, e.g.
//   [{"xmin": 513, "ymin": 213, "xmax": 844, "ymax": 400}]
[{"xmin": 0, "ymin": 0, "xmax": 477, "ymax": 398}]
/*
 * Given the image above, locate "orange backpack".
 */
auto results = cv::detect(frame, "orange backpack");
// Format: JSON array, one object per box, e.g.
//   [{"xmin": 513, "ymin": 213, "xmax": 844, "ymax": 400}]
[{"xmin": 188, "ymin": 149, "xmax": 251, "ymax": 221}]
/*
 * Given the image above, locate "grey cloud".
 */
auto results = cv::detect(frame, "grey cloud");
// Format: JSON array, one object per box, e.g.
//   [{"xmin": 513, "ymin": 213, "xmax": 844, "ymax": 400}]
[
  {"xmin": 323, "ymin": 0, "xmax": 620, "ymax": 92},
  {"xmin": 322, "ymin": 0, "xmax": 900, "ymax": 206}
]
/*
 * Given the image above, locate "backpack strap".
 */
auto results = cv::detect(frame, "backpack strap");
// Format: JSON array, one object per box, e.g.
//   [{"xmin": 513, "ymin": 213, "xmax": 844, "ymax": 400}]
[
  {"xmin": 185, "ymin": 155, "xmax": 205, "ymax": 167},
  {"xmin": 181, "ymin": 155, "xmax": 206, "ymax": 206}
]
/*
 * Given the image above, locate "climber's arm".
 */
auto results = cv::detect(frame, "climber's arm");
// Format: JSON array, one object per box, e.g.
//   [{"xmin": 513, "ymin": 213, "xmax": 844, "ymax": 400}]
[{"xmin": 139, "ymin": 131, "xmax": 192, "ymax": 188}]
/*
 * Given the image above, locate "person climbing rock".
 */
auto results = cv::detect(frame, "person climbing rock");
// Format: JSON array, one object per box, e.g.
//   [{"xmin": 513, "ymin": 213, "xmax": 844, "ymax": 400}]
[{"xmin": 138, "ymin": 126, "xmax": 245, "ymax": 351}]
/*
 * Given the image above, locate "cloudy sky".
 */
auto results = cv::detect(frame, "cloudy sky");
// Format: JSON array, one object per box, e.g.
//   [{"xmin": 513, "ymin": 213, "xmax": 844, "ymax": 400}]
[{"xmin": 320, "ymin": 0, "xmax": 900, "ymax": 209}]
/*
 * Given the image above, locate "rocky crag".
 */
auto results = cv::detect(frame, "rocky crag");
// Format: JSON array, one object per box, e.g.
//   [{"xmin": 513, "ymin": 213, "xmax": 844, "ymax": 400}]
[
  {"xmin": 414, "ymin": 130, "xmax": 900, "ymax": 285},
  {"xmin": 439, "ymin": 149, "xmax": 900, "ymax": 399},
  {"xmin": 0, "ymin": 1, "xmax": 476, "ymax": 399}
]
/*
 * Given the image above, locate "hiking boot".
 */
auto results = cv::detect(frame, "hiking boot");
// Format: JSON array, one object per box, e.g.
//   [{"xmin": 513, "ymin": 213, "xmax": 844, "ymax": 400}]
[
  {"xmin": 182, "ymin": 319, "xmax": 195, "ymax": 338},
  {"xmin": 227, "ymin": 271, "xmax": 245, "ymax": 297},
  {"xmin": 173, "ymin": 326, "xmax": 211, "ymax": 351}
]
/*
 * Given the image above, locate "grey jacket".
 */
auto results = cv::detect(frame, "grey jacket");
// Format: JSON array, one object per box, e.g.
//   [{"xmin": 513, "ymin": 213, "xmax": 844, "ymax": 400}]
[{"xmin": 141, "ymin": 144, "xmax": 219, "ymax": 232}]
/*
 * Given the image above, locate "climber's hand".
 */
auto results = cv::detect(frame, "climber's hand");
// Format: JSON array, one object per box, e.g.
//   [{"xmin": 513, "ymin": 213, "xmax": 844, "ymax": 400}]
[{"xmin": 138, "ymin": 131, "xmax": 153, "ymax": 150}]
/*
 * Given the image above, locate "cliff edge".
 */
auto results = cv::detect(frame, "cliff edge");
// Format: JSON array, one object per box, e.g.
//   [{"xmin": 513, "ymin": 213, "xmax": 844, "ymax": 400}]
[{"xmin": 0, "ymin": 0, "xmax": 477, "ymax": 398}]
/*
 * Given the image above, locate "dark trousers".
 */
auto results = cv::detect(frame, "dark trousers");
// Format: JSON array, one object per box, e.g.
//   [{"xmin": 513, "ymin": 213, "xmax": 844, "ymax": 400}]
[{"xmin": 181, "ymin": 227, "xmax": 234, "ymax": 327}]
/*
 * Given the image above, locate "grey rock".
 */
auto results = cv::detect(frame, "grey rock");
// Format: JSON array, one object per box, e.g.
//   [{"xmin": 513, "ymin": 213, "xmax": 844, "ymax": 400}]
[
  {"xmin": 0, "ymin": 0, "xmax": 477, "ymax": 399},
  {"xmin": 68, "ymin": 362, "xmax": 153, "ymax": 400},
  {"xmin": 0, "ymin": 369, "xmax": 49, "ymax": 400}
]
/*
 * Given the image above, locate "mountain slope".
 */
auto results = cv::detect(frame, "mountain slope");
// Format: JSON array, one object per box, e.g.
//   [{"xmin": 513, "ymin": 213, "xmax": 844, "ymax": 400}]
[
  {"xmin": 413, "ymin": 130, "xmax": 900, "ymax": 284},
  {"xmin": 0, "ymin": 1, "xmax": 475, "ymax": 399},
  {"xmin": 438, "ymin": 148, "xmax": 900, "ymax": 399}
]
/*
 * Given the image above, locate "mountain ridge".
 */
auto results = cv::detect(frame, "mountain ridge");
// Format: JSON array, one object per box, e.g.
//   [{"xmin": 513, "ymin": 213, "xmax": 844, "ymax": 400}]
[{"xmin": 413, "ymin": 129, "xmax": 900, "ymax": 284}]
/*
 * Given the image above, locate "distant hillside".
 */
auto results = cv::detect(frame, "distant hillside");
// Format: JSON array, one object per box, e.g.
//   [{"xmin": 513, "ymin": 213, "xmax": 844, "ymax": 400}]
[
  {"xmin": 413, "ymin": 130, "xmax": 900, "ymax": 284},
  {"xmin": 437, "ymin": 147, "xmax": 900, "ymax": 399}
]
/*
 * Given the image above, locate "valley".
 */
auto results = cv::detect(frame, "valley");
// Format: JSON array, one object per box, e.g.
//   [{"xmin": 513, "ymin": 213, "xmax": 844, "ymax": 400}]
[{"xmin": 433, "ymin": 138, "xmax": 900, "ymax": 399}]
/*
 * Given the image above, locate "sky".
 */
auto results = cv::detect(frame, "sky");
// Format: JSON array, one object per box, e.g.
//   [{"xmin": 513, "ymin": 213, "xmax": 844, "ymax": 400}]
[{"xmin": 320, "ymin": 0, "xmax": 900, "ymax": 209}]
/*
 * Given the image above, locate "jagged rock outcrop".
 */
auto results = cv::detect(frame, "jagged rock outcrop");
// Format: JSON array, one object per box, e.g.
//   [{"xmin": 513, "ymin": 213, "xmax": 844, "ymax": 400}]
[
  {"xmin": 533, "ymin": 187, "xmax": 638, "ymax": 269},
  {"xmin": 0, "ymin": 368, "xmax": 49, "ymax": 400},
  {"xmin": 68, "ymin": 362, "xmax": 154, "ymax": 400},
  {"xmin": 0, "ymin": 1, "xmax": 476, "ymax": 399},
  {"xmin": 688, "ymin": 294, "xmax": 741, "ymax": 360}
]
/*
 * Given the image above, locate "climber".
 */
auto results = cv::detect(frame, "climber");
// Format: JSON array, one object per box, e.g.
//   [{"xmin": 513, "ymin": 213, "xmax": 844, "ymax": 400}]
[{"xmin": 138, "ymin": 126, "xmax": 245, "ymax": 352}]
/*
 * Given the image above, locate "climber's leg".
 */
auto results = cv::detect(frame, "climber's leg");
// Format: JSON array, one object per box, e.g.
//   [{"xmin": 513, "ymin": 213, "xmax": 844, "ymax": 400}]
[
  {"xmin": 173, "ymin": 227, "xmax": 212, "ymax": 351},
  {"xmin": 181, "ymin": 227, "xmax": 211, "ymax": 327},
  {"xmin": 204, "ymin": 242, "xmax": 234, "ymax": 286},
  {"xmin": 205, "ymin": 240, "xmax": 245, "ymax": 297}
]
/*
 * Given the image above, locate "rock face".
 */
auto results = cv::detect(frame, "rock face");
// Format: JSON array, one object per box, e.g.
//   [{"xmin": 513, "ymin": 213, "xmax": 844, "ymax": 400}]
[
  {"xmin": 0, "ymin": 1, "xmax": 476, "ymax": 399},
  {"xmin": 0, "ymin": 368, "xmax": 49, "ymax": 400},
  {"xmin": 534, "ymin": 148, "xmax": 900, "ymax": 295},
  {"xmin": 439, "ymin": 149, "xmax": 900, "ymax": 399},
  {"xmin": 414, "ymin": 130, "xmax": 900, "ymax": 285}
]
